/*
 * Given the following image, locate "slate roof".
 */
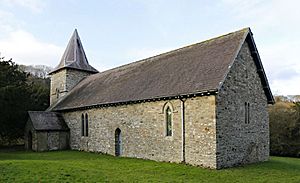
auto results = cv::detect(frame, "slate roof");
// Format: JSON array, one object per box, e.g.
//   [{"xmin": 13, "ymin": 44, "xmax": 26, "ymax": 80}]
[
  {"xmin": 50, "ymin": 28, "xmax": 274, "ymax": 111},
  {"xmin": 49, "ymin": 29, "xmax": 98, "ymax": 74},
  {"xmin": 28, "ymin": 111, "xmax": 69, "ymax": 131}
]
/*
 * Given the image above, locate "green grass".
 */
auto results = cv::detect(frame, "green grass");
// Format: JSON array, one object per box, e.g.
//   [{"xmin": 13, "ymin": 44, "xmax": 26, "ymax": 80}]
[{"xmin": 0, "ymin": 151, "xmax": 299, "ymax": 182}]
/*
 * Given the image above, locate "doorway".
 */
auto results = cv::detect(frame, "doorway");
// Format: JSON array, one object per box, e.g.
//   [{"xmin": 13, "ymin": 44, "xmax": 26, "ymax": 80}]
[
  {"xmin": 115, "ymin": 128, "xmax": 122, "ymax": 156},
  {"xmin": 28, "ymin": 131, "xmax": 32, "ymax": 150}
]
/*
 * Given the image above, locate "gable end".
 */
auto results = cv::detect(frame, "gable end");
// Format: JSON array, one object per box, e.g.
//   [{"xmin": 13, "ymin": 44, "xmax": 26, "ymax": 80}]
[{"xmin": 218, "ymin": 28, "xmax": 274, "ymax": 104}]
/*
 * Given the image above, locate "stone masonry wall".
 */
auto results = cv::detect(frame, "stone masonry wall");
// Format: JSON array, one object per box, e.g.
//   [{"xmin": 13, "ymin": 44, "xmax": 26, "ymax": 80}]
[
  {"xmin": 47, "ymin": 132, "xmax": 60, "ymax": 150},
  {"xmin": 216, "ymin": 41, "xmax": 269, "ymax": 169},
  {"xmin": 65, "ymin": 69, "xmax": 91, "ymax": 92},
  {"xmin": 50, "ymin": 69, "xmax": 66, "ymax": 105},
  {"xmin": 50, "ymin": 69, "xmax": 91, "ymax": 105},
  {"xmin": 62, "ymin": 96, "xmax": 217, "ymax": 168},
  {"xmin": 185, "ymin": 96, "xmax": 217, "ymax": 168},
  {"xmin": 25, "ymin": 120, "xmax": 69, "ymax": 151},
  {"xmin": 36, "ymin": 132, "xmax": 48, "ymax": 151}
]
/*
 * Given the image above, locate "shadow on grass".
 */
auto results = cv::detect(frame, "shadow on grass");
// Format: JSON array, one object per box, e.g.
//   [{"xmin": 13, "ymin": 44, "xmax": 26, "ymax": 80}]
[
  {"xmin": 258, "ymin": 157, "xmax": 300, "ymax": 171},
  {"xmin": 0, "ymin": 145, "xmax": 25, "ymax": 152},
  {"xmin": 226, "ymin": 156, "xmax": 300, "ymax": 173},
  {"xmin": 0, "ymin": 150, "xmax": 115, "ymax": 161}
]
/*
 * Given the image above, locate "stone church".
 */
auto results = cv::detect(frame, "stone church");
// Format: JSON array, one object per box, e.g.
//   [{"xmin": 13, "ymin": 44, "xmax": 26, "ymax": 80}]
[{"xmin": 25, "ymin": 28, "xmax": 274, "ymax": 169}]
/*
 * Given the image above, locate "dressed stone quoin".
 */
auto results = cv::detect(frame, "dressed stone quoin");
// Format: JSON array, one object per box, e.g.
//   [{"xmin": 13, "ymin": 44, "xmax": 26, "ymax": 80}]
[{"xmin": 25, "ymin": 28, "xmax": 274, "ymax": 169}]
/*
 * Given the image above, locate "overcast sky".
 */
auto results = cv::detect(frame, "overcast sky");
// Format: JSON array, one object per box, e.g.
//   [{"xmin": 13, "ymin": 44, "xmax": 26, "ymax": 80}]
[{"xmin": 0, "ymin": 0, "xmax": 299, "ymax": 95}]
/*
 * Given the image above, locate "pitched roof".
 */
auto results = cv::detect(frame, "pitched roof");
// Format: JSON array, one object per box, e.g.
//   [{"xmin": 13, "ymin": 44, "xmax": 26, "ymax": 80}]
[
  {"xmin": 49, "ymin": 29, "xmax": 98, "ymax": 74},
  {"xmin": 50, "ymin": 28, "xmax": 274, "ymax": 111},
  {"xmin": 28, "ymin": 111, "xmax": 69, "ymax": 131}
]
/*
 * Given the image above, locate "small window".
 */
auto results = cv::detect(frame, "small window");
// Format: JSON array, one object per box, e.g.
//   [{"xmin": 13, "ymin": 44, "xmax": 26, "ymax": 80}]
[
  {"xmin": 81, "ymin": 114, "xmax": 84, "ymax": 136},
  {"xmin": 247, "ymin": 103, "xmax": 250, "ymax": 124},
  {"xmin": 244, "ymin": 102, "xmax": 247, "ymax": 124},
  {"xmin": 115, "ymin": 128, "xmax": 122, "ymax": 156},
  {"xmin": 56, "ymin": 88, "xmax": 59, "ymax": 99},
  {"xmin": 85, "ymin": 113, "xmax": 89, "ymax": 137},
  {"xmin": 166, "ymin": 106, "xmax": 172, "ymax": 136},
  {"xmin": 245, "ymin": 102, "xmax": 250, "ymax": 124}
]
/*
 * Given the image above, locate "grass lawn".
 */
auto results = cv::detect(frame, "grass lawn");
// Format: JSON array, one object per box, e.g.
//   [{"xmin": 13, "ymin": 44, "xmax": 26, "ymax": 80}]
[{"xmin": 0, "ymin": 151, "xmax": 299, "ymax": 182}]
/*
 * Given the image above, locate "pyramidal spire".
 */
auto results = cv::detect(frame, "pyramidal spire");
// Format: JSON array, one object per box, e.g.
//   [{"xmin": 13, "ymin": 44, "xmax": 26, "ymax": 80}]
[{"xmin": 49, "ymin": 29, "xmax": 98, "ymax": 74}]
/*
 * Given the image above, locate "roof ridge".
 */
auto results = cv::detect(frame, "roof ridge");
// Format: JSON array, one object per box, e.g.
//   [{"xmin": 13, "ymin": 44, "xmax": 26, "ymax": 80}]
[
  {"xmin": 51, "ymin": 27, "xmax": 256, "ymax": 111},
  {"xmin": 97, "ymin": 27, "xmax": 250, "ymax": 75}
]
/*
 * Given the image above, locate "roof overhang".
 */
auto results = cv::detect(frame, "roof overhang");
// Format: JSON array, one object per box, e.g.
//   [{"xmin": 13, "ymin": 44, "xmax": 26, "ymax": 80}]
[
  {"xmin": 48, "ymin": 66, "xmax": 98, "ymax": 75},
  {"xmin": 246, "ymin": 29, "xmax": 275, "ymax": 104},
  {"xmin": 51, "ymin": 89, "xmax": 218, "ymax": 112}
]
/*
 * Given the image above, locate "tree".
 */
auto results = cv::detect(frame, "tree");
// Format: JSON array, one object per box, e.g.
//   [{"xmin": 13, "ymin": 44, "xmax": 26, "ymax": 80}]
[
  {"xmin": 0, "ymin": 58, "xmax": 27, "ymax": 87},
  {"xmin": 269, "ymin": 97, "xmax": 300, "ymax": 157},
  {"xmin": 0, "ymin": 58, "xmax": 49, "ymax": 146}
]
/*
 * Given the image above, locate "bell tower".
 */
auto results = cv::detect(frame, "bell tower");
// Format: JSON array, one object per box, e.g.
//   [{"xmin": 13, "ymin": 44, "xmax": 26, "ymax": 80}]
[{"xmin": 48, "ymin": 29, "xmax": 98, "ymax": 106}]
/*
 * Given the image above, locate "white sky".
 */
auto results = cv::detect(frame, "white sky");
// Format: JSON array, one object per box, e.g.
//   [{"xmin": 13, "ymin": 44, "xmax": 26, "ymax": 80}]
[{"xmin": 0, "ymin": 0, "xmax": 299, "ymax": 95}]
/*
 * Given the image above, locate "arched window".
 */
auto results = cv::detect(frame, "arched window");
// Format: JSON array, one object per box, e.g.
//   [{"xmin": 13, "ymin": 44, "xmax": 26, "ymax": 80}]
[
  {"xmin": 85, "ymin": 113, "xmax": 89, "ymax": 137},
  {"xmin": 115, "ymin": 128, "xmax": 122, "ymax": 156},
  {"xmin": 247, "ymin": 103, "xmax": 250, "ymax": 124},
  {"xmin": 56, "ymin": 88, "xmax": 59, "ymax": 99},
  {"xmin": 81, "ymin": 114, "xmax": 84, "ymax": 136},
  {"xmin": 166, "ymin": 106, "xmax": 172, "ymax": 136},
  {"xmin": 245, "ymin": 102, "xmax": 250, "ymax": 124}
]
